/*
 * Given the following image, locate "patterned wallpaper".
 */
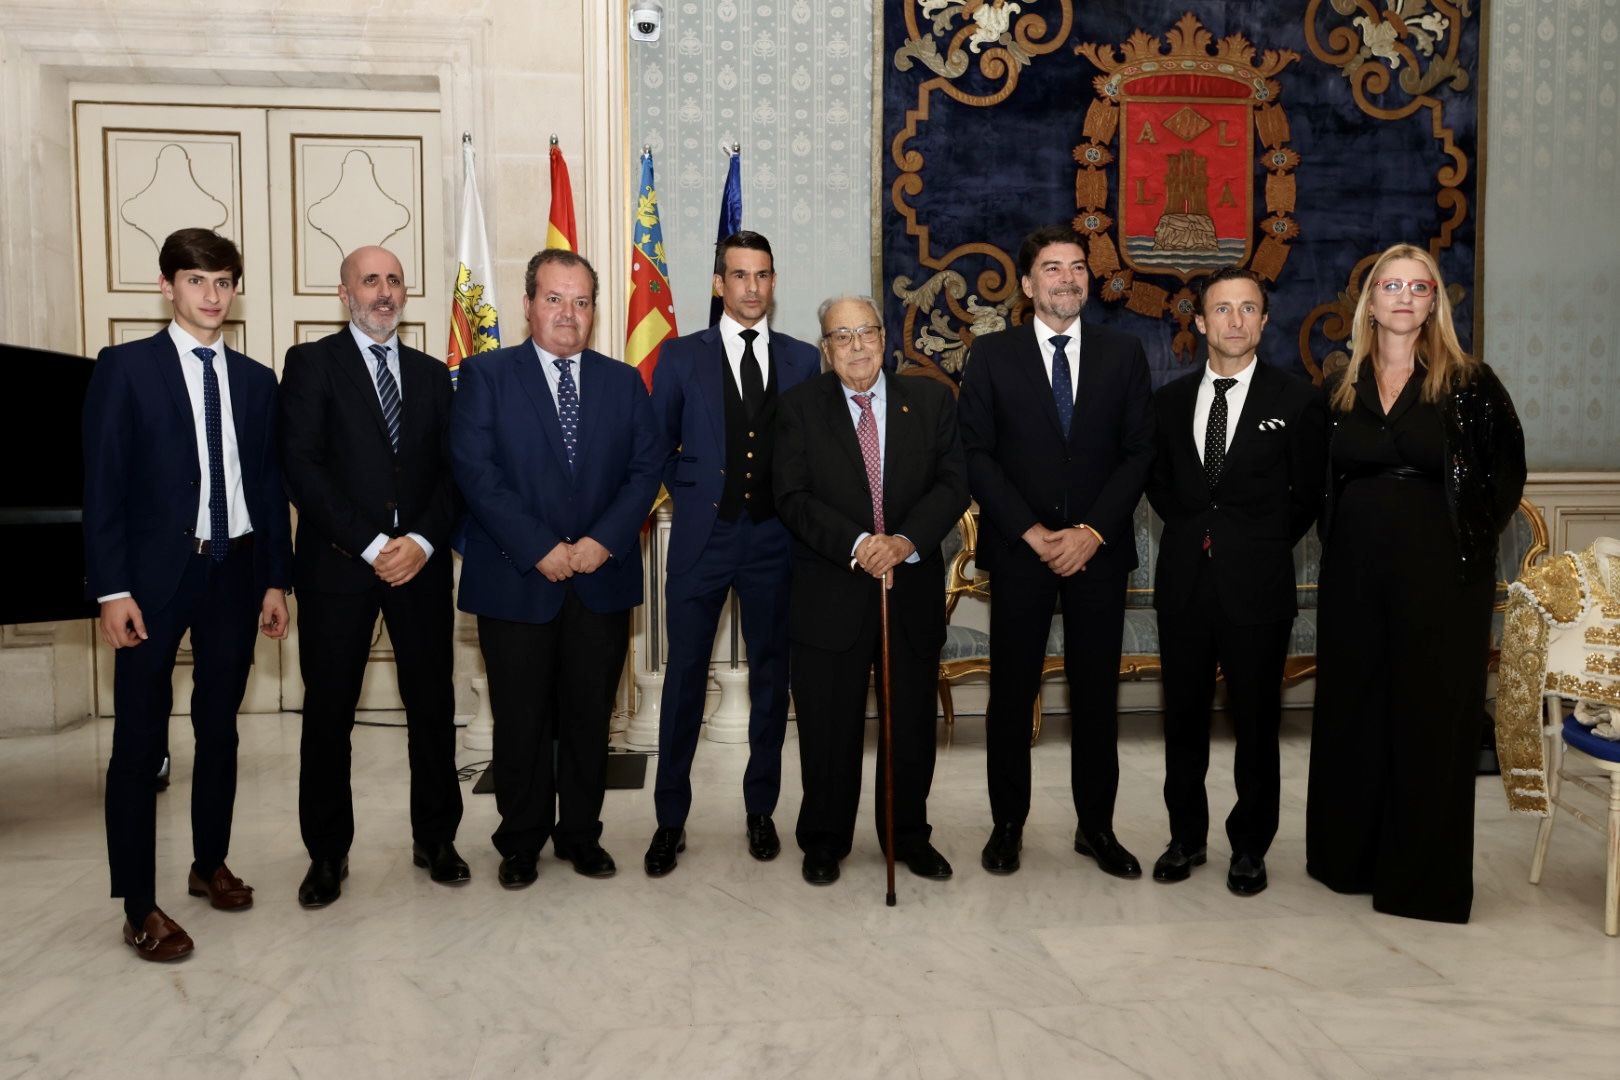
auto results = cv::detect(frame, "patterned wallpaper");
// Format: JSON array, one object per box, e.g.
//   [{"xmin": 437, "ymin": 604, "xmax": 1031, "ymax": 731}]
[
  {"xmin": 1483, "ymin": 0, "xmax": 1620, "ymax": 470},
  {"xmin": 628, "ymin": 0, "xmax": 874, "ymax": 345}
]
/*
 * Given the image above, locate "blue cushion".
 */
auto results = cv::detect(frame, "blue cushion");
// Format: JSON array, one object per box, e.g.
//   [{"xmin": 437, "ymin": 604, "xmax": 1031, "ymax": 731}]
[
  {"xmin": 941, "ymin": 624, "xmax": 991, "ymax": 663},
  {"xmin": 1562, "ymin": 716, "xmax": 1620, "ymax": 763}
]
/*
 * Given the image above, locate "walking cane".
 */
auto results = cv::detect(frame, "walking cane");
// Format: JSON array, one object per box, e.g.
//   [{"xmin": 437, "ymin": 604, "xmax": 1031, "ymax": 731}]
[{"xmin": 879, "ymin": 570, "xmax": 897, "ymax": 907}]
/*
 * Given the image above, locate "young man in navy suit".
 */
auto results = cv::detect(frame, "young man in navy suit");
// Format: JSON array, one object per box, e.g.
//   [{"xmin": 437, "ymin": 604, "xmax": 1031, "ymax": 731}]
[
  {"xmin": 451, "ymin": 249, "xmax": 663, "ymax": 888},
  {"xmin": 1144, "ymin": 267, "xmax": 1325, "ymax": 895},
  {"xmin": 83, "ymin": 228, "xmax": 293, "ymax": 961},
  {"xmin": 643, "ymin": 232, "xmax": 820, "ymax": 876}
]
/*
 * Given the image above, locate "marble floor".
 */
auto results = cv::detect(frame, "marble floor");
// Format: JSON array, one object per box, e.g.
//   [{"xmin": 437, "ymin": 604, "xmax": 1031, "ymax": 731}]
[{"xmin": 1, "ymin": 709, "xmax": 1618, "ymax": 1079}]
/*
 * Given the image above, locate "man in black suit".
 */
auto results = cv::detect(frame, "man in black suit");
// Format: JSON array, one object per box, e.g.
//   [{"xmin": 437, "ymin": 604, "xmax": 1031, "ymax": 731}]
[
  {"xmin": 774, "ymin": 295, "xmax": 969, "ymax": 885},
  {"xmin": 1144, "ymin": 267, "xmax": 1325, "ymax": 895},
  {"xmin": 958, "ymin": 223, "xmax": 1155, "ymax": 878},
  {"xmin": 279, "ymin": 245, "xmax": 467, "ymax": 907},
  {"xmin": 83, "ymin": 228, "xmax": 293, "ymax": 961}
]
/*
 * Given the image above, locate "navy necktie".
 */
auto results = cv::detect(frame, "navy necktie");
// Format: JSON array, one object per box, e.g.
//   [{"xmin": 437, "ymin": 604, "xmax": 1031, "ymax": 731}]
[
  {"xmin": 195, "ymin": 346, "xmax": 228, "ymax": 562},
  {"xmin": 370, "ymin": 343, "xmax": 401, "ymax": 452},
  {"xmin": 1050, "ymin": 334, "xmax": 1074, "ymax": 438},
  {"xmin": 554, "ymin": 357, "xmax": 579, "ymax": 470}
]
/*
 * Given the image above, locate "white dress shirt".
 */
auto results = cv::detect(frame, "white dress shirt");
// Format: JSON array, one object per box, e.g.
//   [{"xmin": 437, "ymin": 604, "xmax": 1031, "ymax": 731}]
[
  {"xmin": 842, "ymin": 372, "xmax": 919, "ymax": 564},
  {"xmin": 532, "ymin": 339, "xmax": 583, "ymax": 406},
  {"xmin": 1192, "ymin": 354, "xmax": 1259, "ymax": 464},
  {"xmin": 350, "ymin": 323, "xmax": 433, "ymax": 566},
  {"xmin": 718, "ymin": 312, "xmax": 770, "ymax": 394},
  {"xmin": 1033, "ymin": 315, "xmax": 1083, "ymax": 402}
]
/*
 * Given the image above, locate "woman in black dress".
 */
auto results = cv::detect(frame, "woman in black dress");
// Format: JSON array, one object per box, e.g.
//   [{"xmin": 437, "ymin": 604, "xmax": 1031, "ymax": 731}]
[{"xmin": 1307, "ymin": 243, "xmax": 1526, "ymax": 923}]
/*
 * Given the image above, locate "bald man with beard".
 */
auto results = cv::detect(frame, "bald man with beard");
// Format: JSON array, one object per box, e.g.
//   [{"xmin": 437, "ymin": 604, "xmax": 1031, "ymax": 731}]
[{"xmin": 279, "ymin": 245, "xmax": 468, "ymax": 907}]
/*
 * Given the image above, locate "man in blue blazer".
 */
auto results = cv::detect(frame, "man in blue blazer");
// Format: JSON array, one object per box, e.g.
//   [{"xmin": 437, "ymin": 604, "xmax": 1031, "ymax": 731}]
[
  {"xmin": 643, "ymin": 231, "xmax": 820, "ymax": 876},
  {"xmin": 82, "ymin": 228, "xmax": 293, "ymax": 961},
  {"xmin": 452, "ymin": 249, "xmax": 663, "ymax": 888}
]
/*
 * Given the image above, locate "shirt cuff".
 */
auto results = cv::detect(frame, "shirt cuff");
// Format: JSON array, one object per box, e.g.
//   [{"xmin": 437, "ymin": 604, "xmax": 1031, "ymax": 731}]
[
  {"xmin": 96, "ymin": 591, "xmax": 132, "ymax": 604},
  {"xmin": 896, "ymin": 534, "xmax": 920, "ymax": 564},
  {"xmin": 360, "ymin": 533, "xmax": 389, "ymax": 565},
  {"xmin": 405, "ymin": 532, "xmax": 434, "ymax": 561}
]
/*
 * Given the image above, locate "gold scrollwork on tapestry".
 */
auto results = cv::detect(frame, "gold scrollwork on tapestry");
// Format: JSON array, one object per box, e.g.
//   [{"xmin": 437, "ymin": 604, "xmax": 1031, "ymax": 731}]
[
  {"xmin": 890, "ymin": 1, "xmax": 1076, "ymax": 384},
  {"xmin": 1586, "ymin": 626, "xmax": 1620, "ymax": 648},
  {"xmin": 1071, "ymin": 14, "xmax": 1300, "ymax": 363},
  {"xmin": 1296, "ymin": 255, "xmax": 1465, "ymax": 384},
  {"xmin": 1546, "ymin": 672, "xmax": 1620, "ymax": 709}
]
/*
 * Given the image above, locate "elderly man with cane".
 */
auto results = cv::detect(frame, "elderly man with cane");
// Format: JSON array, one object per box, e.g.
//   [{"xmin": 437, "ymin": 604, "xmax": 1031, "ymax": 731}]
[{"xmin": 773, "ymin": 295, "xmax": 968, "ymax": 892}]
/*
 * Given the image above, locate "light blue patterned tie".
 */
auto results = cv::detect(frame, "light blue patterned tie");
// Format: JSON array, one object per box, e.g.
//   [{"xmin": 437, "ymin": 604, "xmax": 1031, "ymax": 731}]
[
  {"xmin": 554, "ymin": 357, "xmax": 579, "ymax": 471},
  {"xmin": 1050, "ymin": 334, "xmax": 1074, "ymax": 438},
  {"xmin": 370, "ymin": 344, "xmax": 401, "ymax": 452},
  {"xmin": 195, "ymin": 347, "xmax": 228, "ymax": 562}
]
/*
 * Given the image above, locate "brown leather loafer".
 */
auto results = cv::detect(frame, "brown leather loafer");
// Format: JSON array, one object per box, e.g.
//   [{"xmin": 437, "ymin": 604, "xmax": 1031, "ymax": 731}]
[
  {"xmin": 123, "ymin": 908, "xmax": 194, "ymax": 962},
  {"xmin": 187, "ymin": 863, "xmax": 255, "ymax": 911}
]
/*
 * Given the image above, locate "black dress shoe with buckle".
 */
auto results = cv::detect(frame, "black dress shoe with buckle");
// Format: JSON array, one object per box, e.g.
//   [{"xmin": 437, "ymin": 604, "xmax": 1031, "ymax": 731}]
[
  {"xmin": 412, "ymin": 841, "xmax": 471, "ymax": 885},
  {"xmin": 1227, "ymin": 852, "xmax": 1268, "ymax": 896},
  {"xmin": 555, "ymin": 841, "xmax": 617, "ymax": 878},
  {"xmin": 644, "ymin": 827, "xmax": 685, "ymax": 877},
  {"xmin": 801, "ymin": 849, "xmax": 840, "ymax": 885},
  {"xmin": 897, "ymin": 841, "xmax": 953, "ymax": 880},
  {"xmin": 1152, "ymin": 841, "xmax": 1208, "ymax": 883},
  {"xmin": 1074, "ymin": 828, "xmax": 1143, "ymax": 879},
  {"xmin": 297, "ymin": 856, "xmax": 349, "ymax": 908},
  {"xmin": 746, "ymin": 814, "xmax": 781, "ymax": 861},
  {"xmin": 498, "ymin": 853, "xmax": 539, "ymax": 889},
  {"xmin": 980, "ymin": 823, "xmax": 1023, "ymax": 874}
]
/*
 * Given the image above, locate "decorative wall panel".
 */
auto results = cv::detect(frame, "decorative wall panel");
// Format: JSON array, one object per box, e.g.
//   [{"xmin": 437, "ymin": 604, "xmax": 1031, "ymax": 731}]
[
  {"xmin": 291, "ymin": 136, "xmax": 424, "ymax": 296},
  {"xmin": 104, "ymin": 130, "xmax": 242, "ymax": 293}
]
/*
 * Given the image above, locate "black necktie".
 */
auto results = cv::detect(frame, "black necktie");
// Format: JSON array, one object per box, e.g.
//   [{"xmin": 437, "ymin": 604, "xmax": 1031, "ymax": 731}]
[
  {"xmin": 738, "ymin": 327, "xmax": 765, "ymax": 418},
  {"xmin": 1050, "ymin": 334, "xmax": 1074, "ymax": 438},
  {"xmin": 1203, "ymin": 377, "xmax": 1238, "ymax": 487},
  {"xmin": 195, "ymin": 346, "xmax": 228, "ymax": 562},
  {"xmin": 370, "ymin": 344, "xmax": 401, "ymax": 452}
]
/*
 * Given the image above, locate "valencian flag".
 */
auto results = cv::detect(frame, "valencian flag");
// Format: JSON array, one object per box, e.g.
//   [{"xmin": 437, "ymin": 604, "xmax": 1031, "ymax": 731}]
[
  {"xmin": 546, "ymin": 136, "xmax": 578, "ymax": 252},
  {"xmin": 708, "ymin": 145, "xmax": 742, "ymax": 326},
  {"xmin": 626, "ymin": 150, "xmax": 677, "ymax": 392},
  {"xmin": 446, "ymin": 134, "xmax": 500, "ymax": 387}
]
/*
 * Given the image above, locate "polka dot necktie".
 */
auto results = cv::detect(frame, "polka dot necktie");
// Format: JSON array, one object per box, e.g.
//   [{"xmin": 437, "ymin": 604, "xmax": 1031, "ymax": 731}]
[
  {"xmin": 853, "ymin": 392, "xmax": 884, "ymax": 535},
  {"xmin": 554, "ymin": 357, "xmax": 579, "ymax": 471},
  {"xmin": 369, "ymin": 343, "xmax": 401, "ymax": 452},
  {"xmin": 1050, "ymin": 334, "xmax": 1074, "ymax": 439},
  {"xmin": 1203, "ymin": 377, "xmax": 1238, "ymax": 487},
  {"xmin": 195, "ymin": 347, "xmax": 228, "ymax": 562}
]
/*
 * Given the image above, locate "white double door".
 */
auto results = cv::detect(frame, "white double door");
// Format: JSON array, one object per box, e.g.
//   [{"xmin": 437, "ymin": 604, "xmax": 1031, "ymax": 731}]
[{"xmin": 77, "ymin": 99, "xmax": 445, "ymax": 716}]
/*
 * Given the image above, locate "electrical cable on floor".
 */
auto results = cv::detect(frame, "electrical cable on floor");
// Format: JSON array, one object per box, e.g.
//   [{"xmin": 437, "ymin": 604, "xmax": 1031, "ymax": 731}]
[{"xmin": 456, "ymin": 759, "xmax": 490, "ymax": 782}]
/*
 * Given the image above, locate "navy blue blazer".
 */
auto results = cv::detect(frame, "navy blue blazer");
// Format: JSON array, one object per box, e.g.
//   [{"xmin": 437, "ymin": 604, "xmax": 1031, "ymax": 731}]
[
  {"xmin": 82, "ymin": 330, "xmax": 293, "ymax": 610},
  {"xmin": 650, "ymin": 324, "xmax": 820, "ymax": 576},
  {"xmin": 451, "ymin": 341, "xmax": 663, "ymax": 623}
]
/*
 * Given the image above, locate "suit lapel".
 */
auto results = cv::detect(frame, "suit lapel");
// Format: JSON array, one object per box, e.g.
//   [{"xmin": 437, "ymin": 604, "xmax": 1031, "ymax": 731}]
[
  {"xmin": 222, "ymin": 346, "xmax": 261, "ymax": 475},
  {"xmin": 1170, "ymin": 373, "xmax": 1210, "ymax": 497},
  {"xmin": 1014, "ymin": 323, "xmax": 1064, "ymax": 440},
  {"xmin": 575, "ymin": 351, "xmax": 605, "ymax": 480},
  {"xmin": 1068, "ymin": 325, "xmax": 1097, "ymax": 447},
  {"xmin": 1223, "ymin": 361, "xmax": 1280, "ymax": 465},
  {"xmin": 822, "ymin": 375, "xmax": 869, "ymax": 505},
  {"xmin": 514, "ymin": 342, "xmax": 570, "ymax": 476},
  {"xmin": 881, "ymin": 374, "xmax": 914, "ymax": 525},
  {"xmin": 694, "ymin": 327, "xmax": 726, "ymax": 450},
  {"xmin": 394, "ymin": 345, "xmax": 430, "ymax": 447},
  {"xmin": 331, "ymin": 331, "xmax": 392, "ymax": 445},
  {"xmin": 152, "ymin": 332, "xmax": 200, "ymax": 466}
]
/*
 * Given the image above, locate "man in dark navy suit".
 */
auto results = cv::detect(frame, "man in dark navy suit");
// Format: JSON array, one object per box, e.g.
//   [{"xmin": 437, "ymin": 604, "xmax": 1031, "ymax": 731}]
[
  {"xmin": 643, "ymin": 231, "xmax": 820, "ymax": 876},
  {"xmin": 958, "ymin": 223, "xmax": 1156, "ymax": 879},
  {"xmin": 279, "ymin": 245, "xmax": 467, "ymax": 908},
  {"xmin": 1144, "ymin": 267, "xmax": 1324, "ymax": 895},
  {"xmin": 83, "ymin": 228, "xmax": 293, "ymax": 961},
  {"xmin": 451, "ymin": 249, "xmax": 662, "ymax": 888}
]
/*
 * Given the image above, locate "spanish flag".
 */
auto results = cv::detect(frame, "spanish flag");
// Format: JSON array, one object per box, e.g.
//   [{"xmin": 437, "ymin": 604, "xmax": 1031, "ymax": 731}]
[
  {"xmin": 446, "ymin": 135, "xmax": 500, "ymax": 387},
  {"xmin": 546, "ymin": 138, "xmax": 578, "ymax": 252},
  {"xmin": 626, "ymin": 150, "xmax": 677, "ymax": 392}
]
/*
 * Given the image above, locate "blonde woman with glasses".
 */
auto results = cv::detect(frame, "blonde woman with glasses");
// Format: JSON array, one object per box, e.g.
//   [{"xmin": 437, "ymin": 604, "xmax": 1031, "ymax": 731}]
[{"xmin": 1306, "ymin": 243, "xmax": 1525, "ymax": 924}]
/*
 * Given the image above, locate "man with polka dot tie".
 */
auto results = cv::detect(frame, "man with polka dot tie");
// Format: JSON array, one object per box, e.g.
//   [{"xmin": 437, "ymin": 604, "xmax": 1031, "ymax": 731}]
[
  {"xmin": 83, "ymin": 228, "xmax": 293, "ymax": 961},
  {"xmin": 452, "ymin": 249, "xmax": 663, "ymax": 889}
]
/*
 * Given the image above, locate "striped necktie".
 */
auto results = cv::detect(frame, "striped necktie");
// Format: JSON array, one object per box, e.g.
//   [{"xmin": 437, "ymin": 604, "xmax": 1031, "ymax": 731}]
[{"xmin": 370, "ymin": 343, "xmax": 401, "ymax": 452}]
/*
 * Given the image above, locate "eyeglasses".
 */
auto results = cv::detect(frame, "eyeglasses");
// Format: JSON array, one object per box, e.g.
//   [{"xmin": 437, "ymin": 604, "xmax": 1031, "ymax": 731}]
[
  {"xmin": 822, "ymin": 324, "xmax": 881, "ymax": 348},
  {"xmin": 1372, "ymin": 278, "xmax": 1437, "ymax": 297}
]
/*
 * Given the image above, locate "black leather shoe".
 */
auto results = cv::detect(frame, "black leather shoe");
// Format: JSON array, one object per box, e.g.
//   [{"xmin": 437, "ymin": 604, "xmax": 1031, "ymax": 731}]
[
  {"xmin": 498, "ymin": 853, "xmax": 539, "ymax": 889},
  {"xmin": 297, "ymin": 856, "xmax": 348, "ymax": 908},
  {"xmin": 555, "ymin": 841, "xmax": 617, "ymax": 878},
  {"xmin": 801, "ymin": 849, "xmax": 840, "ymax": 885},
  {"xmin": 746, "ymin": 814, "xmax": 781, "ymax": 861},
  {"xmin": 1074, "ymin": 828, "xmax": 1143, "ymax": 879},
  {"xmin": 644, "ymin": 827, "xmax": 685, "ymax": 877},
  {"xmin": 1152, "ymin": 841, "xmax": 1207, "ymax": 883},
  {"xmin": 980, "ymin": 824, "xmax": 1022, "ymax": 874},
  {"xmin": 897, "ymin": 841, "xmax": 953, "ymax": 880},
  {"xmin": 1227, "ymin": 852, "xmax": 1268, "ymax": 896},
  {"xmin": 412, "ymin": 841, "xmax": 471, "ymax": 885}
]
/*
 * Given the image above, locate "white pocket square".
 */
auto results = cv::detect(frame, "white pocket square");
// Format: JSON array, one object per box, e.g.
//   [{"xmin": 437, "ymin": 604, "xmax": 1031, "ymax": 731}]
[{"xmin": 1258, "ymin": 418, "xmax": 1286, "ymax": 431}]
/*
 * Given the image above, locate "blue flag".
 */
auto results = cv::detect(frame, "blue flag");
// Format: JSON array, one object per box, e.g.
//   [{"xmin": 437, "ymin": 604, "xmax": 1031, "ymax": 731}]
[{"xmin": 708, "ymin": 148, "xmax": 742, "ymax": 327}]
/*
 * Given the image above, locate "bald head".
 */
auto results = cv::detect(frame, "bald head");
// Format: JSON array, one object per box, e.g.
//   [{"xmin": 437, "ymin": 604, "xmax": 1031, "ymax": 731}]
[{"xmin": 339, "ymin": 246, "xmax": 406, "ymax": 342}]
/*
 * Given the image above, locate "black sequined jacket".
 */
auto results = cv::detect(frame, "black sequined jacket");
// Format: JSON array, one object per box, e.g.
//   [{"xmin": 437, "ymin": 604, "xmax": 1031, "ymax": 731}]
[{"xmin": 1321, "ymin": 361, "xmax": 1527, "ymax": 583}]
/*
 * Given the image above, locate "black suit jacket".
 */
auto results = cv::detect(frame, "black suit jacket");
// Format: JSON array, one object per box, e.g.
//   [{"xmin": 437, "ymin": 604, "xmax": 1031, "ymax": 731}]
[
  {"xmin": 1144, "ymin": 360, "xmax": 1326, "ymax": 625},
  {"xmin": 957, "ymin": 319, "xmax": 1155, "ymax": 575},
  {"xmin": 279, "ymin": 328, "xmax": 458, "ymax": 594},
  {"xmin": 773, "ymin": 371, "xmax": 969, "ymax": 657}
]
